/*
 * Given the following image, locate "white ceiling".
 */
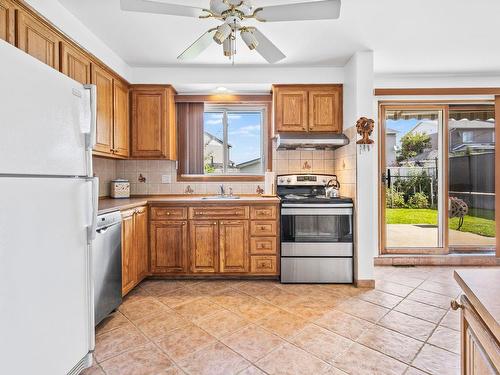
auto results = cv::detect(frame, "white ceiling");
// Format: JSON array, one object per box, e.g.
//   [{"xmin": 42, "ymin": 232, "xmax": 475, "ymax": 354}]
[{"xmin": 58, "ymin": 0, "xmax": 500, "ymax": 74}]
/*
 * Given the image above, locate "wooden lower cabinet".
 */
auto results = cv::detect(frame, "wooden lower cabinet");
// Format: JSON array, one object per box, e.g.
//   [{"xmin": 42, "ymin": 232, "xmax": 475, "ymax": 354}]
[
  {"xmin": 460, "ymin": 295, "xmax": 499, "ymax": 374},
  {"xmin": 0, "ymin": 0, "xmax": 15, "ymax": 44},
  {"xmin": 189, "ymin": 220, "xmax": 219, "ymax": 273},
  {"xmin": 121, "ymin": 206, "xmax": 148, "ymax": 296},
  {"xmin": 150, "ymin": 203, "xmax": 279, "ymax": 276},
  {"xmin": 219, "ymin": 220, "xmax": 249, "ymax": 273},
  {"xmin": 151, "ymin": 220, "xmax": 188, "ymax": 273}
]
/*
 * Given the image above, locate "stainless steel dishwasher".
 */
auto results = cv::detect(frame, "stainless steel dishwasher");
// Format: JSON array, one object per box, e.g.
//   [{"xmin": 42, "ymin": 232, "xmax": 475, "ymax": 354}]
[{"xmin": 93, "ymin": 211, "xmax": 122, "ymax": 326}]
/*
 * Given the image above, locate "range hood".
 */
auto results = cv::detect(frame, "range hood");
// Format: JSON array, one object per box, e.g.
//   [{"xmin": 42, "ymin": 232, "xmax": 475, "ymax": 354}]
[{"xmin": 276, "ymin": 133, "xmax": 349, "ymax": 150}]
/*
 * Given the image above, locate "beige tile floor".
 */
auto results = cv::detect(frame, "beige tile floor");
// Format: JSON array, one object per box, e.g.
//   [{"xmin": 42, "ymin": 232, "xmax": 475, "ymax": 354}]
[{"xmin": 83, "ymin": 265, "xmax": 494, "ymax": 375}]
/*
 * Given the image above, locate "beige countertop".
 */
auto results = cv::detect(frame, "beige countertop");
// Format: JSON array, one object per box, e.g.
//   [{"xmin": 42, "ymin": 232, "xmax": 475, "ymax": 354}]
[
  {"xmin": 454, "ymin": 269, "xmax": 500, "ymax": 341},
  {"xmin": 98, "ymin": 195, "xmax": 281, "ymax": 214}
]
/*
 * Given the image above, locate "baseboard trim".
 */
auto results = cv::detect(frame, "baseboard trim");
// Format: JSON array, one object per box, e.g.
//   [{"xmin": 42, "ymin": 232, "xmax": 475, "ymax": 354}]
[
  {"xmin": 374, "ymin": 254, "xmax": 499, "ymax": 266},
  {"xmin": 355, "ymin": 279, "xmax": 375, "ymax": 288}
]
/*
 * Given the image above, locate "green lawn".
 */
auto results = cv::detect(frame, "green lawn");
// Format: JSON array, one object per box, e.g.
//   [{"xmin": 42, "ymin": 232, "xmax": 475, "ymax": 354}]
[{"xmin": 386, "ymin": 208, "xmax": 496, "ymax": 237}]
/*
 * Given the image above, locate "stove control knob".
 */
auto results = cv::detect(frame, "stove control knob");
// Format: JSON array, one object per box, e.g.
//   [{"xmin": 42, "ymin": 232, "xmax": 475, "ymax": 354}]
[
  {"xmin": 322, "ymin": 179, "xmax": 327, "ymax": 184},
  {"xmin": 286, "ymin": 178, "xmax": 291, "ymax": 183},
  {"xmin": 278, "ymin": 178, "xmax": 284, "ymax": 184}
]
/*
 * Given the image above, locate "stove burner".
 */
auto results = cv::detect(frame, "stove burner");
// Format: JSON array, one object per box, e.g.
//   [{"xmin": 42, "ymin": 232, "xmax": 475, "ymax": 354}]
[{"xmin": 284, "ymin": 194, "xmax": 308, "ymax": 200}]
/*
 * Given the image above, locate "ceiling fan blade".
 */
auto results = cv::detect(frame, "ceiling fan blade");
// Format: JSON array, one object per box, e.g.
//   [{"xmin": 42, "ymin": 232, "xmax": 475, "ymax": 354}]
[
  {"xmin": 255, "ymin": 0, "xmax": 341, "ymax": 22},
  {"xmin": 252, "ymin": 28, "xmax": 286, "ymax": 64},
  {"xmin": 177, "ymin": 29, "xmax": 217, "ymax": 60},
  {"xmin": 120, "ymin": 0, "xmax": 204, "ymax": 18}
]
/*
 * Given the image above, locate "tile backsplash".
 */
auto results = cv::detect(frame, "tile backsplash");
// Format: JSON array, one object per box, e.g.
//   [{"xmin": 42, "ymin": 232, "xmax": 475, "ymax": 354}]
[{"xmin": 93, "ymin": 127, "xmax": 358, "ymax": 198}]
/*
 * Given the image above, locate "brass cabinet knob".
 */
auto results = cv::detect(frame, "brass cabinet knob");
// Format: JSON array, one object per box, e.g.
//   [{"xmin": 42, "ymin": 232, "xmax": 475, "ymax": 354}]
[
  {"xmin": 450, "ymin": 299, "xmax": 463, "ymax": 310},
  {"xmin": 182, "ymin": 221, "xmax": 186, "ymax": 225},
  {"xmin": 166, "ymin": 212, "xmax": 170, "ymax": 215},
  {"xmin": 213, "ymin": 222, "xmax": 217, "ymax": 225}
]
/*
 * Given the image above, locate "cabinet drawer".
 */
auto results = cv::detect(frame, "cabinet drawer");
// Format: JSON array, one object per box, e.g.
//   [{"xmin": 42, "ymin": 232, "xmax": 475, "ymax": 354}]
[
  {"xmin": 250, "ymin": 205, "xmax": 277, "ymax": 220},
  {"xmin": 250, "ymin": 221, "xmax": 277, "ymax": 236},
  {"xmin": 250, "ymin": 237, "xmax": 277, "ymax": 255},
  {"xmin": 251, "ymin": 256, "xmax": 277, "ymax": 274},
  {"xmin": 151, "ymin": 206, "xmax": 187, "ymax": 220},
  {"xmin": 189, "ymin": 206, "xmax": 249, "ymax": 220}
]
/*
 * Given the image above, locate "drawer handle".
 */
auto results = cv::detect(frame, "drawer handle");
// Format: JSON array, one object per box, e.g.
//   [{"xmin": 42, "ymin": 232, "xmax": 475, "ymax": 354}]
[
  {"xmin": 260, "ymin": 226, "xmax": 267, "ymax": 230},
  {"xmin": 450, "ymin": 300, "xmax": 463, "ymax": 310}
]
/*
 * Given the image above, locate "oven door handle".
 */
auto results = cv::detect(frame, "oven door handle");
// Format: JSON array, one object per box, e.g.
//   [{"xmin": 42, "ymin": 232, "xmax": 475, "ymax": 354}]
[{"xmin": 281, "ymin": 208, "xmax": 353, "ymax": 216}]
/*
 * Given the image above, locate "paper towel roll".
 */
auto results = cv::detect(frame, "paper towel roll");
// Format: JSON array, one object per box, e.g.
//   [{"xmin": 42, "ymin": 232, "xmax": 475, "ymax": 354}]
[{"xmin": 264, "ymin": 171, "xmax": 276, "ymax": 195}]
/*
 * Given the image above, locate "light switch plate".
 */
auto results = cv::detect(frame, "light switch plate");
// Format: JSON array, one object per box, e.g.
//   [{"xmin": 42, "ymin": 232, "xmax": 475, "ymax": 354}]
[{"xmin": 161, "ymin": 175, "xmax": 171, "ymax": 184}]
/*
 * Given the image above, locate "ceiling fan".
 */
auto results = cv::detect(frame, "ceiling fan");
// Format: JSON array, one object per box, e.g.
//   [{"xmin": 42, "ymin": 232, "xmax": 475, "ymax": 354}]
[{"xmin": 120, "ymin": 0, "xmax": 341, "ymax": 63}]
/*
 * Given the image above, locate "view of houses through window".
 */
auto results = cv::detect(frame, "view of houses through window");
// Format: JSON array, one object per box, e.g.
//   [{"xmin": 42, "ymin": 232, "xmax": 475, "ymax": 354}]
[
  {"xmin": 203, "ymin": 106, "xmax": 265, "ymax": 175},
  {"xmin": 383, "ymin": 105, "xmax": 495, "ymax": 252}
]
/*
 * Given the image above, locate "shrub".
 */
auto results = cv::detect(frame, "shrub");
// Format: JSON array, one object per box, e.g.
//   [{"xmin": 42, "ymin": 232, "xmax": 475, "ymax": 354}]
[
  {"xmin": 408, "ymin": 192, "xmax": 429, "ymax": 209},
  {"xmin": 386, "ymin": 188, "xmax": 406, "ymax": 208}
]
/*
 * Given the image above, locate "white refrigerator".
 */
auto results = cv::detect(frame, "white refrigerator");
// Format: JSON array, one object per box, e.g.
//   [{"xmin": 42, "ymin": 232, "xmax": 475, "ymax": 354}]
[{"xmin": 0, "ymin": 40, "xmax": 98, "ymax": 374}]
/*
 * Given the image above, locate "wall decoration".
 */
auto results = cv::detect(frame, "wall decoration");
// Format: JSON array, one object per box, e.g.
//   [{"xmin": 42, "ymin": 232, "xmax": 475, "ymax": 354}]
[{"xmin": 356, "ymin": 117, "xmax": 375, "ymax": 152}]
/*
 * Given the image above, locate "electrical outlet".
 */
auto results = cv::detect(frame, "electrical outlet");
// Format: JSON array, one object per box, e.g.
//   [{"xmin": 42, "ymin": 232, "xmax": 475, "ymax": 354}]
[{"xmin": 161, "ymin": 175, "xmax": 171, "ymax": 184}]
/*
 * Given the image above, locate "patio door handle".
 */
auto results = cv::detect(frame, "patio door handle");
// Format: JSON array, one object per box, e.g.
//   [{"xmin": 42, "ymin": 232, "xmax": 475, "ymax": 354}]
[{"xmin": 382, "ymin": 169, "xmax": 391, "ymax": 188}]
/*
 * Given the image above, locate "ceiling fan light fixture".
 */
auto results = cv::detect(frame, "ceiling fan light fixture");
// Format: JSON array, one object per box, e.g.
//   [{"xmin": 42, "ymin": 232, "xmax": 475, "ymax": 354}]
[
  {"xmin": 240, "ymin": 29, "xmax": 259, "ymax": 50},
  {"xmin": 223, "ymin": 37, "xmax": 234, "ymax": 57},
  {"xmin": 213, "ymin": 22, "xmax": 232, "ymax": 44}
]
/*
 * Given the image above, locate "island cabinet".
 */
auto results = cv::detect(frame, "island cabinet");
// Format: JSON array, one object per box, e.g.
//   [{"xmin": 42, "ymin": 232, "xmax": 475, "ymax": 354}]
[
  {"xmin": 273, "ymin": 84, "xmax": 343, "ymax": 133},
  {"xmin": 121, "ymin": 206, "xmax": 148, "ymax": 296},
  {"xmin": 149, "ymin": 203, "xmax": 279, "ymax": 276},
  {"xmin": 453, "ymin": 270, "xmax": 500, "ymax": 375}
]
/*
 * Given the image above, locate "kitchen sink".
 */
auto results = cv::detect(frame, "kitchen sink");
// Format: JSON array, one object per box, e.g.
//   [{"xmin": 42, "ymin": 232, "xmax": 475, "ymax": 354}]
[{"xmin": 201, "ymin": 195, "xmax": 241, "ymax": 200}]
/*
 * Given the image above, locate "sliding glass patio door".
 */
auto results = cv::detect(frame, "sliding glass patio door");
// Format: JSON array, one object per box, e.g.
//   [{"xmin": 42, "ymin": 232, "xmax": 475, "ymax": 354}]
[{"xmin": 380, "ymin": 106, "xmax": 446, "ymax": 253}]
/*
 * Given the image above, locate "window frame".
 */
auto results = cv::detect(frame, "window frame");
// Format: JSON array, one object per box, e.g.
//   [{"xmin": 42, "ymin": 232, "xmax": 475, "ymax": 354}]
[
  {"xmin": 177, "ymin": 101, "xmax": 272, "ymax": 182},
  {"xmin": 204, "ymin": 105, "xmax": 266, "ymax": 176}
]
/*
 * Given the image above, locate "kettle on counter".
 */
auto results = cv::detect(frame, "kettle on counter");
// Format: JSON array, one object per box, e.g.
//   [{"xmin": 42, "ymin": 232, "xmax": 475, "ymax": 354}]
[{"xmin": 325, "ymin": 175, "xmax": 341, "ymax": 198}]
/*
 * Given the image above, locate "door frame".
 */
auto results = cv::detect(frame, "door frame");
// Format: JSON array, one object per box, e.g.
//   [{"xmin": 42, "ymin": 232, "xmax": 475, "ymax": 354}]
[{"xmin": 379, "ymin": 104, "xmax": 450, "ymax": 255}]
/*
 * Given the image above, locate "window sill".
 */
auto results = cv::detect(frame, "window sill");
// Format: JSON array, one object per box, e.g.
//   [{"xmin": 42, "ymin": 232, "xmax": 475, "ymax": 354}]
[{"xmin": 177, "ymin": 174, "xmax": 265, "ymax": 182}]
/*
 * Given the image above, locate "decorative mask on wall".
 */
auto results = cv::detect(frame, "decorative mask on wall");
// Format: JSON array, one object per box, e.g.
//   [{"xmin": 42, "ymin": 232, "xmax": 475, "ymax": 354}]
[{"xmin": 356, "ymin": 117, "xmax": 375, "ymax": 145}]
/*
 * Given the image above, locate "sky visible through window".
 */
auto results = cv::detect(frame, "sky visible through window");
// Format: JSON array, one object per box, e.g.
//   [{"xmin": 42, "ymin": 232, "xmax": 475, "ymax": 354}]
[{"xmin": 204, "ymin": 111, "xmax": 262, "ymax": 165}]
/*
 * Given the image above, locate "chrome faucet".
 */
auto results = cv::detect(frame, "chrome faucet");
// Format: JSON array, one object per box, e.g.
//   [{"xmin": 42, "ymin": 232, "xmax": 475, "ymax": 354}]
[{"xmin": 219, "ymin": 184, "xmax": 225, "ymax": 196}]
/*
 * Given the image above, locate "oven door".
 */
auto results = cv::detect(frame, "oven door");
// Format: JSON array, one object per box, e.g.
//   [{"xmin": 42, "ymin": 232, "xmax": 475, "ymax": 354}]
[{"xmin": 281, "ymin": 205, "xmax": 353, "ymax": 244}]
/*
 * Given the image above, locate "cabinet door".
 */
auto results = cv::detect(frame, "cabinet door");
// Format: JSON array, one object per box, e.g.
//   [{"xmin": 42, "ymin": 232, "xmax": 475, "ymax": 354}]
[
  {"xmin": 219, "ymin": 220, "xmax": 249, "ymax": 273},
  {"xmin": 113, "ymin": 79, "xmax": 129, "ymax": 157},
  {"xmin": 121, "ymin": 210, "xmax": 136, "ymax": 296},
  {"xmin": 275, "ymin": 89, "xmax": 308, "ymax": 132},
  {"xmin": 16, "ymin": 10, "xmax": 60, "ymax": 69},
  {"xmin": 151, "ymin": 220, "xmax": 188, "ymax": 273},
  {"xmin": 134, "ymin": 207, "xmax": 149, "ymax": 280},
  {"xmin": 130, "ymin": 88, "xmax": 166, "ymax": 158},
  {"xmin": 0, "ymin": 0, "xmax": 15, "ymax": 44},
  {"xmin": 308, "ymin": 89, "xmax": 342, "ymax": 132},
  {"xmin": 461, "ymin": 296, "xmax": 500, "ymax": 375},
  {"xmin": 91, "ymin": 64, "xmax": 114, "ymax": 154},
  {"xmin": 189, "ymin": 221, "xmax": 218, "ymax": 273},
  {"xmin": 59, "ymin": 42, "xmax": 91, "ymax": 84}
]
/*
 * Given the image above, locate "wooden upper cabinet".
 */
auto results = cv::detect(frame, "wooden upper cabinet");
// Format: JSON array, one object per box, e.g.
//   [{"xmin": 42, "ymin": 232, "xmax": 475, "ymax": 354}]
[
  {"xmin": 113, "ymin": 79, "xmax": 129, "ymax": 157},
  {"xmin": 273, "ymin": 84, "xmax": 343, "ymax": 133},
  {"xmin": 135, "ymin": 207, "xmax": 148, "ymax": 280},
  {"xmin": 60, "ymin": 42, "xmax": 91, "ymax": 84},
  {"xmin": 151, "ymin": 220, "xmax": 188, "ymax": 273},
  {"xmin": 309, "ymin": 88, "xmax": 342, "ymax": 132},
  {"xmin": 130, "ymin": 85, "xmax": 177, "ymax": 159},
  {"xmin": 219, "ymin": 220, "xmax": 249, "ymax": 273},
  {"xmin": 275, "ymin": 88, "xmax": 308, "ymax": 132},
  {"xmin": 121, "ymin": 210, "xmax": 136, "ymax": 296},
  {"xmin": 91, "ymin": 64, "xmax": 114, "ymax": 154},
  {"xmin": 16, "ymin": 10, "xmax": 60, "ymax": 69},
  {"xmin": 0, "ymin": 0, "xmax": 15, "ymax": 44},
  {"xmin": 190, "ymin": 221, "xmax": 218, "ymax": 273}
]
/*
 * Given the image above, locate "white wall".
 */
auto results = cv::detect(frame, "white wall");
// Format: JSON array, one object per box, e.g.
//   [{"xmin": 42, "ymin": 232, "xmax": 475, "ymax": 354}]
[
  {"xmin": 344, "ymin": 51, "xmax": 376, "ymax": 283},
  {"xmin": 24, "ymin": 0, "xmax": 131, "ymax": 79},
  {"xmin": 131, "ymin": 66, "xmax": 345, "ymax": 93},
  {"xmin": 375, "ymin": 73, "xmax": 500, "ymax": 88}
]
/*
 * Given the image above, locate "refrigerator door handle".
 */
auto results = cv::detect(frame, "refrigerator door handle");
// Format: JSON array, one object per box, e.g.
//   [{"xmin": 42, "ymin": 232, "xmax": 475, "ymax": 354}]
[
  {"xmin": 83, "ymin": 84, "xmax": 97, "ymax": 178},
  {"xmin": 87, "ymin": 177, "xmax": 99, "ymax": 244}
]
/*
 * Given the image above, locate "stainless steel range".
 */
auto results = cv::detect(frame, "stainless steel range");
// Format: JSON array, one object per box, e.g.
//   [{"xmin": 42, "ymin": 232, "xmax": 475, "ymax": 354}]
[{"xmin": 278, "ymin": 174, "xmax": 354, "ymax": 283}]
